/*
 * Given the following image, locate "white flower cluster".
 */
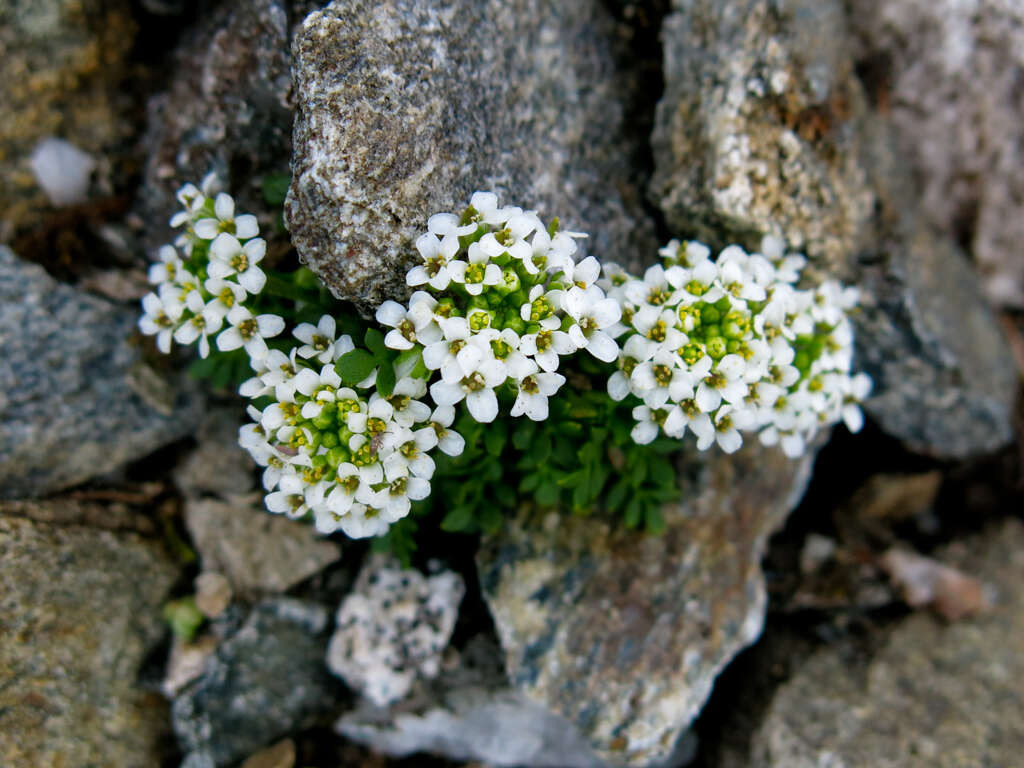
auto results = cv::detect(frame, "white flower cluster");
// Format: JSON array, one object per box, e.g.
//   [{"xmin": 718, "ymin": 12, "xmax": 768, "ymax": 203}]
[
  {"xmin": 138, "ymin": 173, "xmax": 284, "ymax": 359},
  {"xmin": 143, "ymin": 180, "xmax": 873, "ymax": 542},
  {"xmin": 238, "ymin": 314, "xmax": 466, "ymax": 539},
  {"xmin": 375, "ymin": 191, "xmax": 622, "ymax": 423},
  {"xmin": 601, "ymin": 236, "xmax": 871, "ymax": 457}
]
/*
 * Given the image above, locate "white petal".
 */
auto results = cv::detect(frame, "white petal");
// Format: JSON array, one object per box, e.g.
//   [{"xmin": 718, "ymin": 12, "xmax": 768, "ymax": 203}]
[
  {"xmin": 467, "ymin": 389, "xmax": 499, "ymax": 422},
  {"xmin": 584, "ymin": 332, "xmax": 619, "ymax": 362},
  {"xmin": 376, "ymin": 300, "xmax": 406, "ymax": 328}
]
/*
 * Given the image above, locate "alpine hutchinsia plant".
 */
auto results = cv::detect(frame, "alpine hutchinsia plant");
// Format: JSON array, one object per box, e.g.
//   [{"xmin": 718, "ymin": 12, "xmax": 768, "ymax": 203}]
[{"xmin": 140, "ymin": 175, "xmax": 871, "ymax": 547}]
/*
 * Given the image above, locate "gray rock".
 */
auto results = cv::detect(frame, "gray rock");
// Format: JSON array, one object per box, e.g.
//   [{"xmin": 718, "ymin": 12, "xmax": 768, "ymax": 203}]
[
  {"xmin": 751, "ymin": 519, "xmax": 1024, "ymax": 768},
  {"xmin": 183, "ymin": 497, "xmax": 341, "ymax": 598},
  {"xmin": 0, "ymin": 0, "xmax": 136, "ymax": 240},
  {"xmin": 0, "ymin": 508, "xmax": 180, "ymax": 768},
  {"xmin": 854, "ymin": 223, "xmax": 1018, "ymax": 459},
  {"xmin": 174, "ymin": 407, "xmax": 257, "ymax": 498},
  {"xmin": 650, "ymin": 0, "xmax": 876, "ymax": 270},
  {"xmin": 172, "ymin": 597, "xmax": 345, "ymax": 768},
  {"xmin": 136, "ymin": 0, "xmax": 294, "ymax": 254},
  {"xmin": 650, "ymin": 0, "xmax": 1017, "ymax": 460},
  {"xmin": 285, "ymin": 0, "xmax": 657, "ymax": 316},
  {"xmin": 336, "ymin": 635, "xmax": 609, "ymax": 768},
  {"xmin": 326, "ymin": 555, "xmax": 465, "ymax": 707},
  {"xmin": 476, "ymin": 444, "xmax": 813, "ymax": 767},
  {"xmin": 0, "ymin": 245, "xmax": 201, "ymax": 498},
  {"xmin": 849, "ymin": 0, "xmax": 1024, "ymax": 308}
]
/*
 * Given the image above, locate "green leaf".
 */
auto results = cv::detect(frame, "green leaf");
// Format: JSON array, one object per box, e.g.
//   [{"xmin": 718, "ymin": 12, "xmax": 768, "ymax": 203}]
[
  {"xmin": 364, "ymin": 328, "xmax": 388, "ymax": 358},
  {"xmin": 335, "ymin": 349, "xmax": 377, "ymax": 385},
  {"xmin": 572, "ymin": 481, "xmax": 589, "ymax": 509},
  {"xmin": 262, "ymin": 173, "xmax": 291, "ymax": 206},
  {"xmin": 624, "ymin": 496, "xmax": 643, "ymax": 528},
  {"xmin": 535, "ymin": 481, "xmax": 559, "ymax": 506},
  {"xmin": 376, "ymin": 360, "xmax": 396, "ymax": 398},
  {"xmin": 441, "ymin": 505, "xmax": 476, "ymax": 532},
  {"xmin": 484, "ymin": 420, "xmax": 508, "ymax": 457},
  {"xmin": 495, "ymin": 484, "xmax": 516, "ymax": 508},
  {"xmin": 644, "ymin": 505, "xmax": 666, "ymax": 534},
  {"xmin": 529, "ymin": 433, "xmax": 552, "ymax": 464},
  {"xmin": 606, "ymin": 481, "xmax": 628, "ymax": 511},
  {"xmin": 519, "ymin": 473, "xmax": 540, "ymax": 493},
  {"xmin": 480, "ymin": 504, "xmax": 504, "ymax": 534},
  {"xmin": 512, "ymin": 421, "xmax": 535, "ymax": 450}
]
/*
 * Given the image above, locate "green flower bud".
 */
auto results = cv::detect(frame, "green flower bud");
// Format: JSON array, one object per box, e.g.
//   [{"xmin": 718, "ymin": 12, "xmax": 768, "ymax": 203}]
[{"xmin": 707, "ymin": 336, "xmax": 728, "ymax": 359}]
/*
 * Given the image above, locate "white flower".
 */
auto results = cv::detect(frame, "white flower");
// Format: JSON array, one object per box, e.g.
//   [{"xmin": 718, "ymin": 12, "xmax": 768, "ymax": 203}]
[
  {"xmin": 208, "ymin": 233, "xmax": 267, "ymax": 294},
  {"xmin": 337, "ymin": 504, "xmax": 392, "ymax": 539},
  {"xmin": 429, "ymin": 355, "xmax": 505, "ymax": 422},
  {"xmin": 294, "ymin": 315, "xmax": 352, "ymax": 364},
  {"xmin": 427, "ymin": 212, "xmax": 477, "ymax": 238},
  {"xmin": 194, "ymin": 192, "xmax": 259, "ymax": 241},
  {"xmin": 695, "ymin": 354, "xmax": 749, "ymax": 412},
  {"xmin": 510, "ymin": 369, "xmax": 564, "ymax": 421},
  {"xmin": 203, "ymin": 276, "xmax": 248, "ymax": 318},
  {"xmin": 562, "ymin": 286, "xmax": 621, "ymax": 362},
  {"xmin": 139, "ymin": 290, "xmax": 184, "ymax": 353},
  {"xmin": 406, "ymin": 232, "xmax": 461, "ymax": 290},
  {"xmin": 631, "ymin": 404, "xmax": 672, "ymax": 444},
  {"xmin": 428, "ymin": 405, "xmax": 465, "ymax": 456},
  {"xmin": 382, "ymin": 425, "xmax": 438, "ymax": 480},
  {"xmin": 447, "ymin": 242, "xmax": 502, "ymax": 296},
  {"xmin": 173, "ymin": 301, "xmax": 225, "ymax": 358},
  {"xmin": 148, "ymin": 244, "xmax": 183, "ymax": 286},
  {"xmin": 519, "ymin": 327, "xmax": 575, "ymax": 372},
  {"xmin": 266, "ymin": 474, "xmax": 310, "ymax": 519},
  {"xmin": 423, "ymin": 317, "xmax": 481, "ymax": 382},
  {"xmin": 216, "ymin": 305, "xmax": 285, "ymax": 360},
  {"xmin": 631, "ymin": 349, "xmax": 695, "ymax": 409},
  {"xmin": 478, "ymin": 211, "xmax": 539, "ymax": 264},
  {"xmin": 376, "ymin": 296, "xmax": 442, "ymax": 350}
]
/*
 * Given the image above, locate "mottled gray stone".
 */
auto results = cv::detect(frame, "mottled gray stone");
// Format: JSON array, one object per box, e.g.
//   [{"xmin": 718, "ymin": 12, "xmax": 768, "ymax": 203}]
[
  {"xmin": 476, "ymin": 444, "xmax": 813, "ymax": 767},
  {"xmin": 136, "ymin": 0, "xmax": 295, "ymax": 253},
  {"xmin": 650, "ymin": 0, "xmax": 1017, "ymax": 460},
  {"xmin": 174, "ymin": 407, "xmax": 257, "ymax": 498},
  {"xmin": 0, "ymin": 245, "xmax": 201, "ymax": 498},
  {"xmin": 849, "ymin": 0, "xmax": 1024, "ymax": 308},
  {"xmin": 854, "ymin": 224, "xmax": 1018, "ymax": 459},
  {"xmin": 0, "ymin": 509, "xmax": 180, "ymax": 768},
  {"xmin": 286, "ymin": 0, "xmax": 657, "ymax": 316},
  {"xmin": 751, "ymin": 519, "xmax": 1024, "ymax": 768},
  {"xmin": 172, "ymin": 597, "xmax": 345, "ymax": 768},
  {"xmin": 184, "ymin": 498, "xmax": 341, "ymax": 597},
  {"xmin": 326, "ymin": 555, "xmax": 464, "ymax": 707}
]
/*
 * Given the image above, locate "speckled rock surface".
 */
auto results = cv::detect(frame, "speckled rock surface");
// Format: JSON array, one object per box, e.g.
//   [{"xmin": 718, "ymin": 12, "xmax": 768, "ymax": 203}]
[
  {"xmin": 849, "ymin": 0, "xmax": 1024, "ymax": 308},
  {"xmin": 750, "ymin": 519, "xmax": 1024, "ymax": 768},
  {"xmin": 0, "ymin": 245, "xmax": 201, "ymax": 498},
  {"xmin": 172, "ymin": 597, "xmax": 345, "ymax": 768},
  {"xmin": 0, "ymin": 509, "xmax": 179, "ymax": 768},
  {"xmin": 136, "ymin": 0, "xmax": 295, "ymax": 254},
  {"xmin": 336, "ymin": 635, "xmax": 611, "ymax": 767},
  {"xmin": 326, "ymin": 555, "xmax": 464, "ymax": 707},
  {"xmin": 183, "ymin": 498, "xmax": 341, "ymax": 597},
  {"xmin": 476, "ymin": 444, "xmax": 813, "ymax": 767},
  {"xmin": 650, "ymin": 0, "xmax": 875, "ymax": 269},
  {"xmin": 0, "ymin": 0, "xmax": 135, "ymax": 240},
  {"xmin": 174, "ymin": 407, "xmax": 256, "ymax": 498},
  {"xmin": 285, "ymin": 0, "xmax": 657, "ymax": 316},
  {"xmin": 853, "ymin": 223, "xmax": 1018, "ymax": 459},
  {"xmin": 650, "ymin": 0, "xmax": 1017, "ymax": 460}
]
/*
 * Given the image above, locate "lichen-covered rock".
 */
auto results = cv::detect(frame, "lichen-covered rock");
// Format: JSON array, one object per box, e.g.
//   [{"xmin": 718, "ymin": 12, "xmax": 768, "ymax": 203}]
[
  {"xmin": 650, "ymin": 0, "xmax": 875, "ymax": 268},
  {"xmin": 286, "ymin": 0, "xmax": 657, "ymax": 316},
  {"xmin": 751, "ymin": 519, "xmax": 1024, "ymax": 768},
  {"xmin": 135, "ymin": 0, "xmax": 294, "ymax": 253},
  {"xmin": 476, "ymin": 444, "xmax": 813, "ymax": 767},
  {"xmin": 326, "ymin": 555, "xmax": 464, "ymax": 707},
  {"xmin": 0, "ymin": 508, "xmax": 180, "ymax": 768},
  {"xmin": 0, "ymin": 0, "xmax": 136, "ymax": 239},
  {"xmin": 183, "ymin": 498, "xmax": 341, "ymax": 597},
  {"xmin": 0, "ymin": 245, "xmax": 201, "ymax": 498},
  {"xmin": 336, "ymin": 634, "xmax": 612, "ymax": 767},
  {"xmin": 849, "ymin": 0, "xmax": 1024, "ymax": 308},
  {"xmin": 650, "ymin": 0, "xmax": 1017, "ymax": 460},
  {"xmin": 172, "ymin": 598, "xmax": 345, "ymax": 768}
]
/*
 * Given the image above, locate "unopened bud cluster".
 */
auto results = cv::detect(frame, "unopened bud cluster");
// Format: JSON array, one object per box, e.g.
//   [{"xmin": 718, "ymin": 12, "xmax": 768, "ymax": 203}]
[{"xmin": 142, "ymin": 180, "xmax": 871, "ymax": 541}]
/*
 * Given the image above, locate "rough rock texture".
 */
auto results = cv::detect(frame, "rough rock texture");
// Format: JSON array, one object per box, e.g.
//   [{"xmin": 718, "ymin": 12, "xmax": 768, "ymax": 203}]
[
  {"xmin": 174, "ymin": 407, "xmax": 256, "ymax": 498},
  {"xmin": 0, "ymin": 245, "xmax": 201, "ymax": 498},
  {"xmin": 650, "ymin": 0, "xmax": 875, "ymax": 269},
  {"xmin": 183, "ymin": 498, "xmax": 341, "ymax": 597},
  {"xmin": 327, "ymin": 555, "xmax": 465, "ymax": 706},
  {"xmin": 0, "ymin": 0, "xmax": 135, "ymax": 240},
  {"xmin": 172, "ymin": 598, "xmax": 345, "ymax": 768},
  {"xmin": 854, "ymin": 223, "xmax": 1018, "ymax": 459},
  {"xmin": 849, "ymin": 0, "xmax": 1024, "ymax": 308},
  {"xmin": 751, "ymin": 519, "xmax": 1024, "ymax": 768},
  {"xmin": 650, "ymin": 0, "xmax": 1017, "ymax": 460},
  {"xmin": 336, "ymin": 635, "xmax": 611, "ymax": 767},
  {"xmin": 136, "ymin": 0, "xmax": 295, "ymax": 254},
  {"xmin": 476, "ymin": 444, "xmax": 813, "ymax": 767},
  {"xmin": 286, "ymin": 0, "xmax": 658, "ymax": 316},
  {"xmin": 0, "ymin": 509, "xmax": 179, "ymax": 768}
]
